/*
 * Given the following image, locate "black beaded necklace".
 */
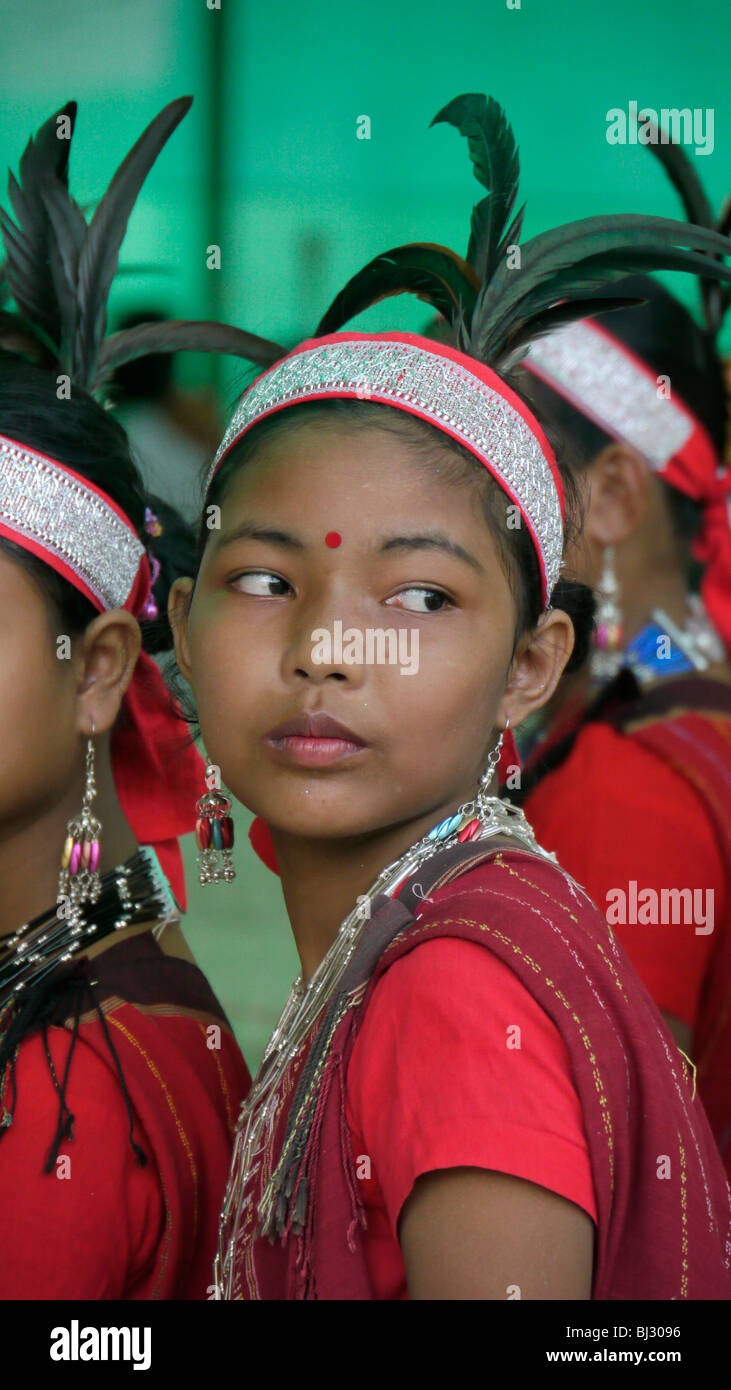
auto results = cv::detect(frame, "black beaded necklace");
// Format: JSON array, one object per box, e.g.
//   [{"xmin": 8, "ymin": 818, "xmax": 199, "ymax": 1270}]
[
  {"xmin": 0, "ymin": 847, "xmax": 177, "ymax": 1011},
  {"xmin": 0, "ymin": 847, "xmax": 178, "ymax": 1167}
]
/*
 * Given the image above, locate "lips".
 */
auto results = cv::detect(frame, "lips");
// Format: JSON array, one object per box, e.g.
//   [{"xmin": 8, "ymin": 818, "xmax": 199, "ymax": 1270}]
[
  {"xmin": 265, "ymin": 710, "xmax": 368, "ymax": 768},
  {"xmin": 266, "ymin": 711, "xmax": 366, "ymax": 745}
]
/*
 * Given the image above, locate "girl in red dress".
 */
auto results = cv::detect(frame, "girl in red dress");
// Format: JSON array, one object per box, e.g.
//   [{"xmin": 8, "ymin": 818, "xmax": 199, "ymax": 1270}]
[
  {"xmin": 515, "ymin": 205, "xmax": 731, "ymax": 1168},
  {"xmin": 170, "ymin": 93, "xmax": 731, "ymax": 1300},
  {"xmin": 0, "ymin": 97, "xmax": 269, "ymax": 1299}
]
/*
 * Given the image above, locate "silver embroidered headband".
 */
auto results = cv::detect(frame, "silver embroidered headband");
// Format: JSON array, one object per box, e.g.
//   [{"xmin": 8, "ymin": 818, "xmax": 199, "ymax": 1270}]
[
  {"xmin": 207, "ymin": 337, "xmax": 565, "ymax": 600},
  {"xmin": 0, "ymin": 435, "xmax": 145, "ymax": 610},
  {"xmin": 524, "ymin": 320, "xmax": 696, "ymax": 470}
]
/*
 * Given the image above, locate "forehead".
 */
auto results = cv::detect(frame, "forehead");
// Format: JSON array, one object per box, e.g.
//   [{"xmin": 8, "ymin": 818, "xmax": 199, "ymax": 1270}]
[
  {"xmin": 0, "ymin": 544, "xmax": 59, "ymax": 635},
  {"xmin": 216, "ymin": 419, "xmax": 492, "ymax": 540}
]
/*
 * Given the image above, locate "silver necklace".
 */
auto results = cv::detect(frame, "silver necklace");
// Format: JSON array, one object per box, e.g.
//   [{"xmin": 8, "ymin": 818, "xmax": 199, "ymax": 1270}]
[{"xmin": 214, "ymin": 768, "xmax": 553, "ymax": 1298}]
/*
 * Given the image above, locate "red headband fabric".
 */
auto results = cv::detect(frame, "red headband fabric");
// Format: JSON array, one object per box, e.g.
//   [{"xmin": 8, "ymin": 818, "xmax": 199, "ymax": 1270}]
[{"xmin": 0, "ymin": 442, "xmax": 202, "ymax": 908}]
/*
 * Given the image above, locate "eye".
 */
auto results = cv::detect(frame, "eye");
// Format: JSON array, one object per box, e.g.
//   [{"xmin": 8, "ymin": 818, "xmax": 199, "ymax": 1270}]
[
  {"xmin": 230, "ymin": 570, "xmax": 292, "ymax": 597},
  {"xmin": 386, "ymin": 586, "xmax": 452, "ymax": 614}
]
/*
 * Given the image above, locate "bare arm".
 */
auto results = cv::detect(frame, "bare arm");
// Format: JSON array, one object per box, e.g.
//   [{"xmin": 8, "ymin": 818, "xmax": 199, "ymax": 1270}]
[{"xmin": 399, "ymin": 1167, "xmax": 595, "ymax": 1300}]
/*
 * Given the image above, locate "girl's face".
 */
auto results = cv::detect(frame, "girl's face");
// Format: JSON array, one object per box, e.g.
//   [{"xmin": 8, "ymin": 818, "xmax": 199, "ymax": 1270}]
[
  {"xmin": 174, "ymin": 422, "xmax": 568, "ymax": 844},
  {"xmin": 0, "ymin": 552, "xmax": 80, "ymax": 828}
]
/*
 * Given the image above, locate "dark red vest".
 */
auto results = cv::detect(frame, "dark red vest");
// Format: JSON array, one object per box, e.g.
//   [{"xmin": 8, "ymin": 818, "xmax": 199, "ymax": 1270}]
[{"xmin": 238, "ymin": 843, "xmax": 731, "ymax": 1300}]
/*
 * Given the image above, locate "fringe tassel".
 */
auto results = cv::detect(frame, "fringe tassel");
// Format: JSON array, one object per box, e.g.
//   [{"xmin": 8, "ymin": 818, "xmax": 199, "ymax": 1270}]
[
  {"xmin": 86, "ymin": 979, "xmax": 148, "ymax": 1167},
  {"xmin": 42, "ymin": 983, "xmax": 83, "ymax": 1172}
]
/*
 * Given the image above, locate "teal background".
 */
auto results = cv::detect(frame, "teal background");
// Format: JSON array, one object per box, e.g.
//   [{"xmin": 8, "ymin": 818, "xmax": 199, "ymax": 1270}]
[{"xmin": 2, "ymin": 0, "xmax": 729, "ymax": 1067}]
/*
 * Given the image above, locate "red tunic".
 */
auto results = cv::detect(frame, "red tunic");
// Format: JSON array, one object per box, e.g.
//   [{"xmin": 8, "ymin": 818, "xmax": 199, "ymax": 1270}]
[
  {"xmin": 227, "ymin": 844, "xmax": 731, "ymax": 1300},
  {"xmin": 345, "ymin": 937, "xmax": 597, "ymax": 1299},
  {"xmin": 520, "ymin": 673, "xmax": 731, "ymax": 1172},
  {"xmin": 523, "ymin": 721, "xmax": 724, "ymax": 1026},
  {"xmin": 0, "ymin": 932, "xmax": 251, "ymax": 1299}
]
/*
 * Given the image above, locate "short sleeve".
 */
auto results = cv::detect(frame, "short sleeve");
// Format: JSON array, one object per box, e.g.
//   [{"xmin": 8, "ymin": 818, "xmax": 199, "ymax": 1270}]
[
  {"xmin": 523, "ymin": 723, "xmax": 726, "ymax": 1027},
  {"xmin": 0, "ymin": 1027, "xmax": 165, "ymax": 1299},
  {"xmin": 345, "ymin": 937, "xmax": 597, "ymax": 1240}
]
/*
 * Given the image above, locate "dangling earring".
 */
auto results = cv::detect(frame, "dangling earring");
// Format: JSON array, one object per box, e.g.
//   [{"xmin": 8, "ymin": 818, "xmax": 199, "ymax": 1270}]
[
  {"xmin": 58, "ymin": 722, "xmax": 103, "ymax": 920},
  {"xmin": 481, "ymin": 723, "xmax": 506, "ymax": 788},
  {"xmin": 591, "ymin": 545, "xmax": 624, "ymax": 681},
  {"xmin": 195, "ymin": 764, "xmax": 235, "ymax": 885},
  {"xmin": 426, "ymin": 724, "xmax": 506, "ymax": 845}
]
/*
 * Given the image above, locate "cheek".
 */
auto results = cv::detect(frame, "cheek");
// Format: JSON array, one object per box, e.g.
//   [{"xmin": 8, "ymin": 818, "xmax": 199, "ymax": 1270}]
[
  {"xmin": 384, "ymin": 644, "xmax": 503, "ymax": 778},
  {"xmin": 186, "ymin": 597, "xmax": 269, "ymax": 760},
  {"xmin": 0, "ymin": 620, "xmax": 78, "ymax": 820}
]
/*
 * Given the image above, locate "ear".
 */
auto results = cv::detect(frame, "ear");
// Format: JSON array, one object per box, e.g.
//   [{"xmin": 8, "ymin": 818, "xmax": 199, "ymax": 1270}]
[
  {"xmin": 497, "ymin": 608, "xmax": 575, "ymax": 728},
  {"xmin": 168, "ymin": 577, "xmax": 195, "ymax": 683},
  {"xmin": 75, "ymin": 610, "xmax": 141, "ymax": 735},
  {"xmin": 584, "ymin": 442, "xmax": 651, "ymax": 548}
]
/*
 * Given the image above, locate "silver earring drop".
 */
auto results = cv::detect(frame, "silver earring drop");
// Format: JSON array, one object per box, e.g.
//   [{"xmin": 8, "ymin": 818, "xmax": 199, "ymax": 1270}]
[
  {"xmin": 58, "ymin": 721, "xmax": 103, "ymax": 920},
  {"xmin": 592, "ymin": 546, "xmax": 624, "ymax": 681}
]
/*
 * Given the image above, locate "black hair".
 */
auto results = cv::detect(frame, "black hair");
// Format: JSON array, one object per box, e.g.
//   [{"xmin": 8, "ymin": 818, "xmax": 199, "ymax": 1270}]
[
  {"xmin": 519, "ymin": 275, "xmax": 728, "ymax": 552},
  {"xmin": 202, "ymin": 395, "xmax": 596, "ymax": 674},
  {"xmin": 0, "ymin": 354, "xmax": 194, "ymax": 654}
]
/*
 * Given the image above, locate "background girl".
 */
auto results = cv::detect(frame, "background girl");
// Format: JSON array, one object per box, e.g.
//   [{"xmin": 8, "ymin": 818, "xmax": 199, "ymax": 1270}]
[
  {"xmin": 0, "ymin": 95, "xmax": 273, "ymax": 1298},
  {"xmin": 512, "ymin": 129, "xmax": 730, "ymax": 1166}
]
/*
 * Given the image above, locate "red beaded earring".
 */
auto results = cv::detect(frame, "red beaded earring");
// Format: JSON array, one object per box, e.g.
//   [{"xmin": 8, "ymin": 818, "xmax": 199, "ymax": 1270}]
[{"xmin": 195, "ymin": 764, "xmax": 236, "ymax": 885}]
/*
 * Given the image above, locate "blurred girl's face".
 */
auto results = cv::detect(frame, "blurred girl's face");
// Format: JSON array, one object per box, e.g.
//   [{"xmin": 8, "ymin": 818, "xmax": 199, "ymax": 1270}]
[
  {"xmin": 0, "ymin": 551, "xmax": 81, "ymax": 829},
  {"xmin": 179, "ymin": 422, "xmax": 525, "ymax": 843}
]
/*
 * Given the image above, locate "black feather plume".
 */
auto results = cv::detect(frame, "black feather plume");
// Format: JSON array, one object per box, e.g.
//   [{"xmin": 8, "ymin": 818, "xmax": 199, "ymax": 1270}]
[
  {"xmin": 0, "ymin": 101, "xmax": 77, "ymax": 349},
  {"xmin": 72, "ymin": 97, "xmax": 192, "ymax": 384},
  {"xmin": 634, "ymin": 111, "xmax": 729, "ymax": 335},
  {"xmin": 469, "ymin": 214, "xmax": 731, "ymax": 367},
  {"xmin": 98, "ymin": 320, "xmax": 285, "ymax": 384},
  {"xmin": 0, "ymin": 97, "xmax": 288, "ymax": 397},
  {"xmin": 316, "ymin": 244, "xmax": 480, "ymax": 337},
  {"xmin": 302, "ymin": 94, "xmax": 731, "ymax": 375},
  {"xmin": 431, "ymin": 94, "xmax": 522, "ymax": 284}
]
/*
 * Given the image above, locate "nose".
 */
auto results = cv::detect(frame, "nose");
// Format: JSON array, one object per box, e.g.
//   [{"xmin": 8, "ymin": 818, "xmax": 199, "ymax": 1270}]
[{"xmin": 282, "ymin": 610, "xmax": 369, "ymax": 688}]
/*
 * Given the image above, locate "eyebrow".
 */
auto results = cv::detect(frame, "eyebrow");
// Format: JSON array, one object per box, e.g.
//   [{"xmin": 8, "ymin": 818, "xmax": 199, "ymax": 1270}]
[
  {"xmin": 379, "ymin": 532, "xmax": 486, "ymax": 574},
  {"xmin": 212, "ymin": 521, "xmax": 305, "ymax": 553},
  {"xmin": 212, "ymin": 521, "xmax": 485, "ymax": 573}
]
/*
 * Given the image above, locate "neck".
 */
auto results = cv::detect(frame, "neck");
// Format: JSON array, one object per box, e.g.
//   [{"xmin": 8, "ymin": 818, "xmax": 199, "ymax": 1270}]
[
  {"xmin": 0, "ymin": 737, "xmax": 138, "ymax": 941},
  {"xmin": 620, "ymin": 573, "xmax": 691, "ymax": 648},
  {"xmin": 609, "ymin": 514, "xmax": 696, "ymax": 644},
  {"xmin": 271, "ymin": 792, "xmax": 475, "ymax": 985}
]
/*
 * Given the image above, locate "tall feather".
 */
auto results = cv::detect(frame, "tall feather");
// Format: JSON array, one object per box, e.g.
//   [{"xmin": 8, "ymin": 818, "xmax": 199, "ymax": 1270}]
[
  {"xmin": 0, "ymin": 101, "xmax": 77, "ymax": 347},
  {"xmin": 71, "ymin": 96, "xmax": 192, "ymax": 384},
  {"xmin": 307, "ymin": 93, "xmax": 731, "ymax": 376},
  {"xmin": 634, "ymin": 111, "xmax": 728, "ymax": 335},
  {"xmin": 1, "ymin": 96, "xmax": 286, "ymax": 399},
  {"xmin": 468, "ymin": 214, "xmax": 731, "ymax": 367},
  {"xmin": 39, "ymin": 174, "xmax": 86, "ymax": 367},
  {"xmin": 633, "ymin": 114, "xmax": 715, "ymax": 228},
  {"xmin": 316, "ymin": 244, "xmax": 479, "ymax": 337},
  {"xmin": 430, "ymin": 94, "xmax": 521, "ymax": 285},
  {"xmin": 98, "ymin": 320, "xmax": 285, "ymax": 385}
]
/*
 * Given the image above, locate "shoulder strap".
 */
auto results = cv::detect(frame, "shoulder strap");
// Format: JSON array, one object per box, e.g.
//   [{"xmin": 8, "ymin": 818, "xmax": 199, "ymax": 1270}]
[
  {"xmin": 603, "ymin": 671, "xmax": 731, "ymax": 733},
  {"xmin": 395, "ymin": 834, "xmax": 546, "ymax": 914}
]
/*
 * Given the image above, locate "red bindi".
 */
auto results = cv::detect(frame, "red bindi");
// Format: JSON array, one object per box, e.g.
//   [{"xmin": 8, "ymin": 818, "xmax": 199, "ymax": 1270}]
[{"xmin": 325, "ymin": 531, "xmax": 342, "ymax": 548}]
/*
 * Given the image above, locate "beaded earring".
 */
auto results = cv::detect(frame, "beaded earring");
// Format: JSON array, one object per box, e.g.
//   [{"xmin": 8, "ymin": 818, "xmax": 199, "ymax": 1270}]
[
  {"xmin": 425, "ymin": 724, "xmax": 507, "ymax": 845},
  {"xmin": 591, "ymin": 545, "xmax": 624, "ymax": 681},
  {"xmin": 58, "ymin": 724, "xmax": 103, "ymax": 922},
  {"xmin": 195, "ymin": 764, "xmax": 236, "ymax": 885}
]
